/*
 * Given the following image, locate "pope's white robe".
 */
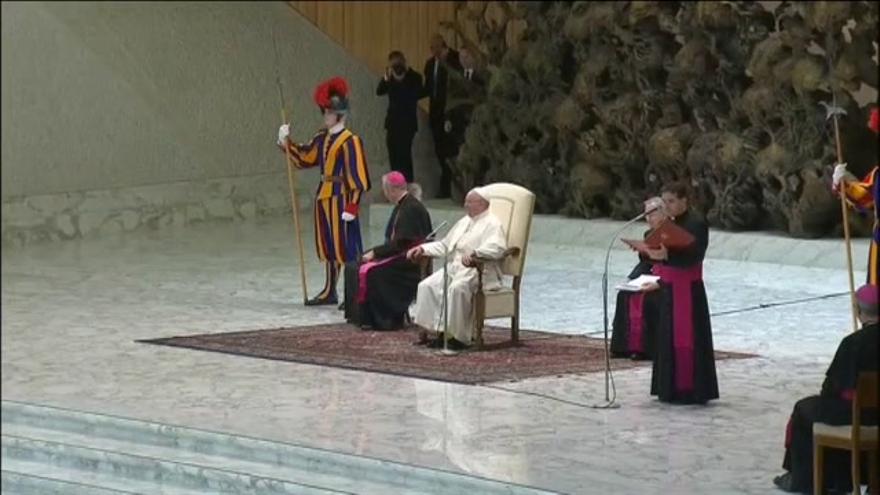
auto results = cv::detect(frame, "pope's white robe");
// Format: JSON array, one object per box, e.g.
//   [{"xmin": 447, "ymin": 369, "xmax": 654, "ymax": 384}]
[{"xmin": 414, "ymin": 210, "xmax": 507, "ymax": 343}]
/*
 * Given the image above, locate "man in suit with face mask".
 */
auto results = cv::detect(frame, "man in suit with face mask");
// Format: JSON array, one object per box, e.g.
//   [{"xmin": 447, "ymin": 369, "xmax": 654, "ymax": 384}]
[
  {"xmin": 422, "ymin": 34, "xmax": 462, "ymax": 199},
  {"xmin": 377, "ymin": 50, "xmax": 423, "ymax": 183}
]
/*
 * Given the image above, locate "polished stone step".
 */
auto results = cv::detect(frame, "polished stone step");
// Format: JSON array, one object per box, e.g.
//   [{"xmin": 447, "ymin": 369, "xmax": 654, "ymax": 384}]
[
  {"xmin": 2, "ymin": 435, "xmax": 345, "ymax": 495},
  {"xmin": 1, "ymin": 400, "xmax": 559, "ymax": 495},
  {"xmin": 1, "ymin": 467, "xmax": 139, "ymax": 495},
  {"xmin": 2, "ymin": 424, "xmax": 374, "ymax": 495}
]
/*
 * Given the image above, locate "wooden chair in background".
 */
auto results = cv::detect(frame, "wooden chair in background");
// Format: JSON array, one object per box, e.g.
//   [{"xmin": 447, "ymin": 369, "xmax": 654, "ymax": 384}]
[{"xmin": 813, "ymin": 371, "xmax": 879, "ymax": 495}]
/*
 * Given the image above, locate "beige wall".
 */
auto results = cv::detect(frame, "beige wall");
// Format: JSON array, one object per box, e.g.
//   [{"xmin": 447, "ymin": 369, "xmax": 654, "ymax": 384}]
[
  {"xmin": 290, "ymin": 1, "xmax": 457, "ymax": 77},
  {"xmin": 2, "ymin": 1, "xmax": 439, "ymax": 200}
]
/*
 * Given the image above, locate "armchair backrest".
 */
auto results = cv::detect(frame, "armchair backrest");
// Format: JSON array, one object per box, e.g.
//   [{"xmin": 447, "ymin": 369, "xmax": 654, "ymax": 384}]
[{"xmin": 479, "ymin": 183, "xmax": 535, "ymax": 277}]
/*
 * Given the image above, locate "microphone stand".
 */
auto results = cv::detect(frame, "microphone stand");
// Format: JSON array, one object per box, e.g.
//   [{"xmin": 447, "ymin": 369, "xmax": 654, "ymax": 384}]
[
  {"xmin": 590, "ymin": 209, "xmax": 651, "ymax": 409},
  {"xmin": 414, "ymin": 221, "xmax": 456, "ymax": 355},
  {"xmin": 438, "ymin": 241, "xmax": 457, "ymax": 356}
]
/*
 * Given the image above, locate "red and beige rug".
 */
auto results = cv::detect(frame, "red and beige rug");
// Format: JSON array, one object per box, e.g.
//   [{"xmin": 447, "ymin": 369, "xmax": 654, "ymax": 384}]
[{"xmin": 138, "ymin": 324, "xmax": 756, "ymax": 384}]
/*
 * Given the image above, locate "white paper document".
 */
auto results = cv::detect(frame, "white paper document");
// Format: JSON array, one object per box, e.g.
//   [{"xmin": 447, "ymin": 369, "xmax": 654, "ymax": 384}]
[{"xmin": 615, "ymin": 274, "xmax": 660, "ymax": 292}]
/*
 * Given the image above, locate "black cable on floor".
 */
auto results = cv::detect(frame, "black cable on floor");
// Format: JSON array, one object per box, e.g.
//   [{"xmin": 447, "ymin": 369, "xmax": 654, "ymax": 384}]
[
  {"xmin": 708, "ymin": 291, "xmax": 849, "ymax": 318},
  {"xmin": 571, "ymin": 291, "xmax": 850, "ymax": 336},
  {"xmin": 477, "ymin": 293, "xmax": 852, "ymax": 409},
  {"xmin": 478, "ymin": 383, "xmax": 596, "ymax": 409}
]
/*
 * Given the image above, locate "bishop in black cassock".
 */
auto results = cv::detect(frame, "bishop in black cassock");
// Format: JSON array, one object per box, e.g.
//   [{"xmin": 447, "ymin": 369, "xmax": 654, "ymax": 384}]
[
  {"xmin": 774, "ymin": 284, "xmax": 879, "ymax": 494},
  {"xmin": 343, "ymin": 172, "xmax": 432, "ymax": 330}
]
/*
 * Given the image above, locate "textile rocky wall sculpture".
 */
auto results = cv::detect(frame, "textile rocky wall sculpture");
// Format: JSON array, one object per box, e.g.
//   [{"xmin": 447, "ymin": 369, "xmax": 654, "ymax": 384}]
[{"xmin": 443, "ymin": 1, "xmax": 878, "ymax": 237}]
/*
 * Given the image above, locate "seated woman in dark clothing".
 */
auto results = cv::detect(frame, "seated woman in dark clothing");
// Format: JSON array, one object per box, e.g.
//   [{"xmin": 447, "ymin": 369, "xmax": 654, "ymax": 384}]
[
  {"xmin": 343, "ymin": 172, "xmax": 432, "ymax": 330},
  {"xmin": 610, "ymin": 197, "xmax": 668, "ymax": 360}
]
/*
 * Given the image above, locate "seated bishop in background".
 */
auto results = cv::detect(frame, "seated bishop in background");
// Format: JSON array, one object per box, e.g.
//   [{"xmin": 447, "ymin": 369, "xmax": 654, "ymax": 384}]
[
  {"xmin": 773, "ymin": 284, "xmax": 878, "ymax": 494},
  {"xmin": 343, "ymin": 172, "xmax": 432, "ymax": 331},
  {"xmin": 610, "ymin": 197, "xmax": 669, "ymax": 361}
]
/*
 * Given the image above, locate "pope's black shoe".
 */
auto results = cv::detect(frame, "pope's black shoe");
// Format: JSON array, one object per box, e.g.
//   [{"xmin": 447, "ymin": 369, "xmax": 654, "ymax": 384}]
[
  {"xmin": 447, "ymin": 338, "xmax": 470, "ymax": 351},
  {"xmin": 427, "ymin": 336, "xmax": 469, "ymax": 350}
]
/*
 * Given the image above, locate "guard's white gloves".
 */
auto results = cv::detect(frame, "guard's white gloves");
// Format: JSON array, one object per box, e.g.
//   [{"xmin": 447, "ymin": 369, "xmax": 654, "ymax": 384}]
[
  {"xmin": 832, "ymin": 163, "xmax": 848, "ymax": 188},
  {"xmin": 341, "ymin": 212, "xmax": 356, "ymax": 222},
  {"xmin": 277, "ymin": 124, "xmax": 291, "ymax": 146}
]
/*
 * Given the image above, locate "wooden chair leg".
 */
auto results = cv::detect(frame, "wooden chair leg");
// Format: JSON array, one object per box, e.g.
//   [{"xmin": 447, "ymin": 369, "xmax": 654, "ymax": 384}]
[
  {"xmin": 869, "ymin": 449, "xmax": 879, "ymax": 495},
  {"xmin": 473, "ymin": 296, "xmax": 484, "ymax": 350},
  {"xmin": 852, "ymin": 448, "xmax": 861, "ymax": 495},
  {"xmin": 511, "ymin": 313, "xmax": 519, "ymax": 344},
  {"xmin": 814, "ymin": 442, "xmax": 824, "ymax": 495},
  {"xmin": 474, "ymin": 320, "xmax": 483, "ymax": 349}
]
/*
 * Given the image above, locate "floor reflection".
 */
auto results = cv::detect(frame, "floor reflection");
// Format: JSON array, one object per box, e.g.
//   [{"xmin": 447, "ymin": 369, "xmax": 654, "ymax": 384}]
[{"xmin": 414, "ymin": 380, "xmax": 531, "ymax": 484}]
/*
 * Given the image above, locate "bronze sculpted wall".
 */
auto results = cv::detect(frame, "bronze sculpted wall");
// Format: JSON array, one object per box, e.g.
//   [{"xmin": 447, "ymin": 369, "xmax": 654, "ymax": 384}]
[{"xmin": 445, "ymin": 1, "xmax": 878, "ymax": 237}]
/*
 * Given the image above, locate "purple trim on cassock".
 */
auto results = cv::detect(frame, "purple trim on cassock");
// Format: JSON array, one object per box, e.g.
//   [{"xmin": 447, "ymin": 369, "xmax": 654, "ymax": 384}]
[
  {"xmin": 655, "ymin": 263, "xmax": 703, "ymax": 394},
  {"xmin": 356, "ymin": 255, "xmax": 401, "ymax": 304},
  {"xmin": 628, "ymin": 293, "xmax": 645, "ymax": 353}
]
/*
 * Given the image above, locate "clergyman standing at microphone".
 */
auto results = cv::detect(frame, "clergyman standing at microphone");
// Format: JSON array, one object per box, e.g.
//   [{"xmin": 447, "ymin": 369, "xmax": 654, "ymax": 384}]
[{"xmin": 376, "ymin": 50, "xmax": 423, "ymax": 183}]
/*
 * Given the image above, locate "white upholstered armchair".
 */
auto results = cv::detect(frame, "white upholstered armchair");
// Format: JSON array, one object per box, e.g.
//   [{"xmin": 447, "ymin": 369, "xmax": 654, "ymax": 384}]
[{"xmin": 472, "ymin": 183, "xmax": 536, "ymax": 349}]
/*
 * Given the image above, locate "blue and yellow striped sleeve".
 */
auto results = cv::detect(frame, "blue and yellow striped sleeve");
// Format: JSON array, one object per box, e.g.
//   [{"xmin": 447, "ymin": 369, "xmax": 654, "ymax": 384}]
[
  {"xmin": 843, "ymin": 167, "xmax": 877, "ymax": 212},
  {"xmin": 342, "ymin": 135, "xmax": 370, "ymax": 215},
  {"xmin": 283, "ymin": 131, "xmax": 323, "ymax": 169}
]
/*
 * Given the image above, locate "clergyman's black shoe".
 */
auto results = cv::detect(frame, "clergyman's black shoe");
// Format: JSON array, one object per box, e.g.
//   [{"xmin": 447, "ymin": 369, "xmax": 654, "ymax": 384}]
[
  {"xmin": 423, "ymin": 332, "xmax": 444, "ymax": 346},
  {"xmin": 772, "ymin": 472, "xmax": 801, "ymax": 493},
  {"xmin": 305, "ymin": 295, "xmax": 338, "ymax": 307},
  {"xmin": 414, "ymin": 329, "xmax": 431, "ymax": 346}
]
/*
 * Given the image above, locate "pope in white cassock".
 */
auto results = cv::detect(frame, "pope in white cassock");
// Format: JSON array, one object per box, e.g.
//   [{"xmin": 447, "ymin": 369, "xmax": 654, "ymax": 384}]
[{"xmin": 406, "ymin": 187, "xmax": 507, "ymax": 350}]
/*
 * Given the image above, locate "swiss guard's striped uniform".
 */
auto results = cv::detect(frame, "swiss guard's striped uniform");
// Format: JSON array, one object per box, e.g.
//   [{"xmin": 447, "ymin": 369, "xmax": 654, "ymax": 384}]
[
  {"xmin": 842, "ymin": 166, "xmax": 878, "ymax": 285},
  {"xmin": 279, "ymin": 77, "xmax": 371, "ymax": 305},
  {"xmin": 285, "ymin": 128, "xmax": 371, "ymax": 288},
  {"xmin": 840, "ymin": 108, "xmax": 879, "ymax": 286}
]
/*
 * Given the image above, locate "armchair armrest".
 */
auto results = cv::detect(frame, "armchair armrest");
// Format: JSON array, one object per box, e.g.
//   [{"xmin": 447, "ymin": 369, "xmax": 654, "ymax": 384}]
[
  {"xmin": 473, "ymin": 247, "xmax": 521, "ymax": 289},
  {"xmin": 472, "ymin": 247, "xmax": 520, "ymax": 266}
]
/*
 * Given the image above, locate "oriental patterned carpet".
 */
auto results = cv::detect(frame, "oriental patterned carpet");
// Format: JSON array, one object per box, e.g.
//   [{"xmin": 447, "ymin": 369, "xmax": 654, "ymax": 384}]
[{"xmin": 138, "ymin": 324, "xmax": 756, "ymax": 384}]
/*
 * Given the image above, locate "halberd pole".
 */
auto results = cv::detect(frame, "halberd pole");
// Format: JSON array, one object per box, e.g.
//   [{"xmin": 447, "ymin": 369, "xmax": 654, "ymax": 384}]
[
  {"xmin": 272, "ymin": 27, "xmax": 309, "ymax": 304},
  {"xmin": 822, "ymin": 31, "xmax": 858, "ymax": 332}
]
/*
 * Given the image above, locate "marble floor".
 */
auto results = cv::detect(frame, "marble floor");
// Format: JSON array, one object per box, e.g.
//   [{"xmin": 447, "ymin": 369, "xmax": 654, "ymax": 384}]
[{"xmin": 1, "ymin": 215, "xmax": 867, "ymax": 494}]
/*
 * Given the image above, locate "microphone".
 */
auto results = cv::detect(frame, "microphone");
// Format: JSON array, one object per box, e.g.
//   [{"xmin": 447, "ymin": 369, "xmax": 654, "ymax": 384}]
[
  {"xmin": 632, "ymin": 204, "xmax": 660, "ymax": 221},
  {"xmin": 591, "ymin": 207, "xmax": 655, "ymax": 409},
  {"xmin": 425, "ymin": 220, "xmax": 449, "ymax": 241}
]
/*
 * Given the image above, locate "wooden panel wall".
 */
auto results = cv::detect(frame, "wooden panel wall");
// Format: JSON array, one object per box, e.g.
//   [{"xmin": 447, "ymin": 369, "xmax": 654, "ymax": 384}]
[{"xmin": 289, "ymin": 1, "xmax": 457, "ymax": 76}]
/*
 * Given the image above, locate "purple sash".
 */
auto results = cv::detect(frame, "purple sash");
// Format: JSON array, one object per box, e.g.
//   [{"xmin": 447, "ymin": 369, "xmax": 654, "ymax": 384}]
[
  {"xmin": 356, "ymin": 254, "xmax": 404, "ymax": 304},
  {"xmin": 654, "ymin": 263, "xmax": 703, "ymax": 393},
  {"xmin": 628, "ymin": 293, "xmax": 645, "ymax": 353},
  {"xmin": 356, "ymin": 230, "xmax": 432, "ymax": 304}
]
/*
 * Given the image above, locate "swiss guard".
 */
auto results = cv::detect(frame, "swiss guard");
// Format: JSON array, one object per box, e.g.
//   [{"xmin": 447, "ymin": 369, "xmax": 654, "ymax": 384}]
[
  {"xmin": 277, "ymin": 77, "xmax": 372, "ymax": 305},
  {"xmin": 833, "ymin": 107, "xmax": 879, "ymax": 286}
]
